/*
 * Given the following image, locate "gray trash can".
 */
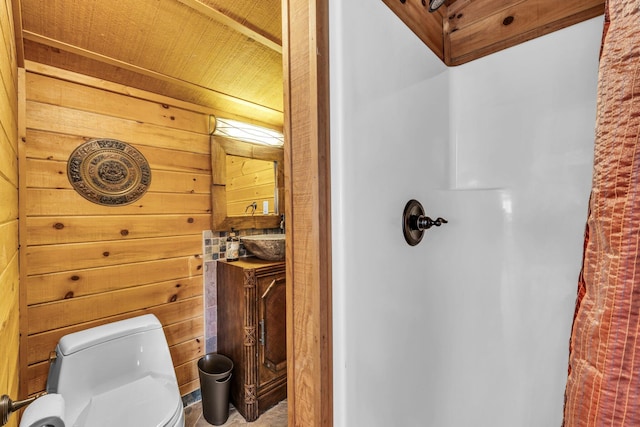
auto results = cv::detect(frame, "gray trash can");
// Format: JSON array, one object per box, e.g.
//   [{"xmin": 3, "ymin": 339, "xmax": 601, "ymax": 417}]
[{"xmin": 198, "ymin": 353, "xmax": 234, "ymax": 426}]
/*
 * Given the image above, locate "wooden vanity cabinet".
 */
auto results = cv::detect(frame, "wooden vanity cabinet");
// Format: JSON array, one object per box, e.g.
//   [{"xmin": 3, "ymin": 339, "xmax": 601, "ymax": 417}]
[{"xmin": 216, "ymin": 258, "xmax": 287, "ymax": 422}]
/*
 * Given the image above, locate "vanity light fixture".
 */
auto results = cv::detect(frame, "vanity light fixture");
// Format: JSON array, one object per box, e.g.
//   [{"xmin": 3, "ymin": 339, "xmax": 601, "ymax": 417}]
[
  {"xmin": 428, "ymin": 0, "xmax": 446, "ymax": 12},
  {"xmin": 213, "ymin": 117, "xmax": 284, "ymax": 147}
]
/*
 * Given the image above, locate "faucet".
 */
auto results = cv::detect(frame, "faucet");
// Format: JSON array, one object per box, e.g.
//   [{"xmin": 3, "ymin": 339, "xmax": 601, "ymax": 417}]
[{"xmin": 245, "ymin": 202, "xmax": 257, "ymax": 215}]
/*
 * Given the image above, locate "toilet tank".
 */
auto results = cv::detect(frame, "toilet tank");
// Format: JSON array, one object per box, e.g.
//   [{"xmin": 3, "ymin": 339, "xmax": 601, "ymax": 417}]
[{"xmin": 46, "ymin": 314, "xmax": 180, "ymax": 423}]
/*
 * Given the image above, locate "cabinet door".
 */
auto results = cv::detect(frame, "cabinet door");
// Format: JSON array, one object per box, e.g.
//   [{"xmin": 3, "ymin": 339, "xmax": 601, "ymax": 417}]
[{"xmin": 258, "ymin": 273, "xmax": 287, "ymax": 384}]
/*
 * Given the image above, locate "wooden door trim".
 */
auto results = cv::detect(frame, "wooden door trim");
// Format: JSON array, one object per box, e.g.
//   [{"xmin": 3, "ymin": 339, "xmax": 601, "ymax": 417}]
[{"xmin": 282, "ymin": 0, "xmax": 333, "ymax": 425}]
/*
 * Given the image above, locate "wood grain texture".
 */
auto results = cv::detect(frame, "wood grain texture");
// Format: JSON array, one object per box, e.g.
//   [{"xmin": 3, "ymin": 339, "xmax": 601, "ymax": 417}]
[
  {"xmin": 25, "ymin": 129, "xmax": 211, "ymax": 173},
  {"xmin": 20, "ymin": 71, "xmax": 210, "ymax": 397},
  {"xmin": 283, "ymin": 0, "xmax": 333, "ymax": 425},
  {"xmin": 175, "ymin": 0, "xmax": 282, "ymax": 53},
  {"xmin": 25, "ymin": 73, "xmax": 209, "ymax": 134},
  {"xmin": 27, "ymin": 235, "xmax": 202, "ymax": 274},
  {"xmin": 26, "ymin": 256, "xmax": 202, "ymax": 306},
  {"xmin": 25, "ymin": 101, "xmax": 210, "ymax": 154},
  {"xmin": 0, "ymin": 176, "xmax": 18, "ymax": 222},
  {"xmin": 19, "ymin": 0, "xmax": 284, "ymax": 126},
  {"xmin": 29, "ymin": 278, "xmax": 202, "ymax": 333},
  {"xmin": 26, "ymin": 214, "xmax": 211, "ymax": 245},
  {"xmin": 25, "ymin": 189, "xmax": 211, "ymax": 216},
  {"xmin": 217, "ymin": 260, "xmax": 287, "ymax": 421},
  {"xmin": 26, "ymin": 158, "xmax": 211, "ymax": 194},
  {"xmin": 0, "ymin": 0, "xmax": 19, "ymax": 423},
  {"xmin": 381, "ymin": 0, "xmax": 604, "ymax": 66},
  {"xmin": 445, "ymin": 0, "xmax": 605, "ymax": 65}
]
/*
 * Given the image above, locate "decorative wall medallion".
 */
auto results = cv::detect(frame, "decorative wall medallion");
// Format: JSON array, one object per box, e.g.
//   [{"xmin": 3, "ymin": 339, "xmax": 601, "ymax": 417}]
[{"xmin": 67, "ymin": 138, "xmax": 151, "ymax": 206}]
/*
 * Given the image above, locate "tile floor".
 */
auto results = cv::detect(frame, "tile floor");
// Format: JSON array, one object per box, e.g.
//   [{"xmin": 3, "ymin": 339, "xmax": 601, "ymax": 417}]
[{"xmin": 185, "ymin": 400, "xmax": 287, "ymax": 427}]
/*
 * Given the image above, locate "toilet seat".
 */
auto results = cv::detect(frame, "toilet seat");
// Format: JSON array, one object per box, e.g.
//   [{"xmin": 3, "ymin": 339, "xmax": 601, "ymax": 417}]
[{"xmin": 72, "ymin": 375, "xmax": 183, "ymax": 427}]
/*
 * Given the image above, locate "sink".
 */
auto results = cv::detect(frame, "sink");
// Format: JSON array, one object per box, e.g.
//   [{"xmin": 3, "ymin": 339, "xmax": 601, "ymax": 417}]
[{"xmin": 241, "ymin": 234, "xmax": 285, "ymax": 261}]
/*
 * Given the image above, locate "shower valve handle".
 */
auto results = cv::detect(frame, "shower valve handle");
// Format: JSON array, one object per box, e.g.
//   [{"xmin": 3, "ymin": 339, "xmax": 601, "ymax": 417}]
[
  {"xmin": 415, "ymin": 216, "xmax": 448, "ymax": 231},
  {"xmin": 402, "ymin": 199, "xmax": 448, "ymax": 246}
]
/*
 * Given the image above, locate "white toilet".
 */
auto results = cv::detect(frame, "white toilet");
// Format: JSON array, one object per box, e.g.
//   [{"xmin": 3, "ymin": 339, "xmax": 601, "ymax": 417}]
[{"xmin": 20, "ymin": 314, "xmax": 185, "ymax": 427}]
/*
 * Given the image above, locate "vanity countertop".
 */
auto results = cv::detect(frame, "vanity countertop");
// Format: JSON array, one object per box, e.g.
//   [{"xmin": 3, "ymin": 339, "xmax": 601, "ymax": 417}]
[{"xmin": 218, "ymin": 257, "xmax": 284, "ymax": 269}]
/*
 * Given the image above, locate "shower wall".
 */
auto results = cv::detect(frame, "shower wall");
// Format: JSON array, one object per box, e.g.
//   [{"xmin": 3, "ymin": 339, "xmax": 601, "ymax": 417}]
[
  {"xmin": 330, "ymin": 1, "xmax": 602, "ymax": 425},
  {"xmin": 447, "ymin": 17, "xmax": 602, "ymax": 426}
]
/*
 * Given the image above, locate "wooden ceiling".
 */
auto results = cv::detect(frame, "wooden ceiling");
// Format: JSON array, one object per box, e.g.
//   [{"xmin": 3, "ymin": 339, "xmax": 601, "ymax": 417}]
[
  {"xmin": 13, "ymin": 0, "xmax": 284, "ymax": 128},
  {"xmin": 12, "ymin": 0, "xmax": 605, "ymax": 131},
  {"xmin": 383, "ymin": 0, "xmax": 605, "ymax": 66}
]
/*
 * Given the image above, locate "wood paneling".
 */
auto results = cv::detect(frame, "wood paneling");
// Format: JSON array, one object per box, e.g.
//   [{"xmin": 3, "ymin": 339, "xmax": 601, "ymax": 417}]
[
  {"xmin": 25, "ymin": 72, "xmax": 210, "ymax": 134},
  {"xmin": 26, "ymin": 257, "xmax": 202, "ymax": 306},
  {"xmin": 18, "ymin": 0, "xmax": 285, "ymax": 129},
  {"xmin": 0, "ymin": 175, "xmax": 18, "ymax": 220},
  {"xmin": 382, "ymin": 0, "xmax": 604, "ymax": 66},
  {"xmin": 26, "ymin": 158, "xmax": 211, "ymax": 194},
  {"xmin": 26, "ymin": 214, "xmax": 211, "ymax": 245},
  {"xmin": 25, "ymin": 129, "xmax": 211, "ymax": 173},
  {"xmin": 444, "ymin": 0, "xmax": 605, "ymax": 65},
  {"xmin": 26, "ymin": 189, "xmax": 211, "ymax": 216},
  {"xmin": 25, "ymin": 102, "xmax": 210, "ymax": 154},
  {"xmin": 0, "ymin": 0, "xmax": 19, "ymax": 425},
  {"xmin": 26, "ymin": 236, "xmax": 202, "ymax": 275},
  {"xmin": 20, "ymin": 64, "xmax": 212, "ymax": 397}
]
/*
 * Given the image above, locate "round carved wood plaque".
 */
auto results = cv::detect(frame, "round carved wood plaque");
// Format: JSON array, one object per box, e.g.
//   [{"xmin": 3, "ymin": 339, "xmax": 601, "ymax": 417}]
[{"xmin": 67, "ymin": 138, "xmax": 151, "ymax": 206}]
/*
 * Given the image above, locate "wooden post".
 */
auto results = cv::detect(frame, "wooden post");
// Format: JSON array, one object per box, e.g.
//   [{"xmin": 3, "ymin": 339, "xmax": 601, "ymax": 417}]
[{"xmin": 282, "ymin": 0, "xmax": 333, "ymax": 425}]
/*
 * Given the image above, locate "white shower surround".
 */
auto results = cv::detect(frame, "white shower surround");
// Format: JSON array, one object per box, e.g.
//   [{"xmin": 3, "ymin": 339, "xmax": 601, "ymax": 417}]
[{"xmin": 330, "ymin": 2, "xmax": 602, "ymax": 426}]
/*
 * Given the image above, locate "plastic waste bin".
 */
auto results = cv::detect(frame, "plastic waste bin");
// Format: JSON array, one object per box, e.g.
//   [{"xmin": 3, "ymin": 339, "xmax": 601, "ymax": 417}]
[{"xmin": 198, "ymin": 353, "xmax": 234, "ymax": 426}]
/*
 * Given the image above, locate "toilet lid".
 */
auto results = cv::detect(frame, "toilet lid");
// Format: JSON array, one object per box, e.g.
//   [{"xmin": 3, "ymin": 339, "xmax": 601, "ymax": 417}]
[{"xmin": 72, "ymin": 375, "xmax": 182, "ymax": 427}]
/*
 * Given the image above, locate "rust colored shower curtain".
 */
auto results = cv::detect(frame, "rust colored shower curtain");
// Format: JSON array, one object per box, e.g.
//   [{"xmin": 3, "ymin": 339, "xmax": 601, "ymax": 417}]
[{"xmin": 563, "ymin": 1, "xmax": 640, "ymax": 426}]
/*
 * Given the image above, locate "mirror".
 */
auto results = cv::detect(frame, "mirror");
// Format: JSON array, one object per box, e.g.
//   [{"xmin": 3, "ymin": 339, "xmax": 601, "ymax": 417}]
[{"xmin": 211, "ymin": 135, "xmax": 284, "ymax": 231}]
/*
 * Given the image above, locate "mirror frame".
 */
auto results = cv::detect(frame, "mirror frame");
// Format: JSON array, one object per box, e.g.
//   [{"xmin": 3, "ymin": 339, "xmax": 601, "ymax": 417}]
[{"xmin": 211, "ymin": 135, "xmax": 284, "ymax": 231}]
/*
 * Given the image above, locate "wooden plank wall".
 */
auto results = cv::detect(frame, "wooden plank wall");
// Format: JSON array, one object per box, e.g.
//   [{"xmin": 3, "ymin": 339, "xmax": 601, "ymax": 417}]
[
  {"xmin": 0, "ymin": 0, "xmax": 20, "ymax": 425},
  {"xmin": 20, "ymin": 64, "xmax": 212, "ymax": 398}
]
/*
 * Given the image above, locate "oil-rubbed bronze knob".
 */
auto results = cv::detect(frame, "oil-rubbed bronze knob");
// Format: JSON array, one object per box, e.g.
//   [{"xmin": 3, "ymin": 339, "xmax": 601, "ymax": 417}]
[
  {"xmin": 415, "ymin": 216, "xmax": 448, "ymax": 231},
  {"xmin": 402, "ymin": 199, "xmax": 448, "ymax": 246}
]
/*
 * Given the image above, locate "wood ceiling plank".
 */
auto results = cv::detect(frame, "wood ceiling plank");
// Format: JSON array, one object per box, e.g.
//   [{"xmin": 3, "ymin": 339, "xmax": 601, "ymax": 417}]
[
  {"xmin": 176, "ymin": 0, "xmax": 282, "ymax": 53},
  {"xmin": 200, "ymin": 0, "xmax": 282, "ymax": 45},
  {"xmin": 22, "ymin": 31, "xmax": 227, "ymax": 100},
  {"xmin": 25, "ymin": 53, "xmax": 283, "ymax": 128},
  {"xmin": 22, "ymin": 36, "xmax": 283, "ymax": 125},
  {"xmin": 19, "ymin": 0, "xmax": 284, "ymax": 126},
  {"xmin": 25, "ymin": 61, "xmax": 218, "ymax": 116},
  {"xmin": 446, "ymin": 0, "xmax": 604, "ymax": 65},
  {"xmin": 10, "ymin": 0, "xmax": 24, "ymax": 66},
  {"xmin": 446, "ymin": 0, "xmax": 524, "ymax": 27}
]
